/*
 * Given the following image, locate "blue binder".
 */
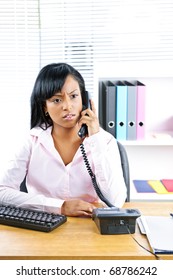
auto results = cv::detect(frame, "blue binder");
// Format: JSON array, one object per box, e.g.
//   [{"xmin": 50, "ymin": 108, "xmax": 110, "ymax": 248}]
[
  {"xmin": 115, "ymin": 81, "xmax": 127, "ymax": 140},
  {"xmin": 124, "ymin": 81, "xmax": 137, "ymax": 140}
]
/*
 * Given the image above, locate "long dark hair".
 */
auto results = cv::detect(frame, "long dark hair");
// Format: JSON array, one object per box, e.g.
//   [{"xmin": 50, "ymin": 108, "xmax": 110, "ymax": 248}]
[{"xmin": 30, "ymin": 63, "xmax": 86, "ymax": 129}]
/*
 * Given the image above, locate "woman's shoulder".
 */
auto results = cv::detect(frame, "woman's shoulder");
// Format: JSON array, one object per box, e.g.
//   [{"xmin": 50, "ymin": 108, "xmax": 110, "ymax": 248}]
[
  {"xmin": 86, "ymin": 127, "xmax": 117, "ymax": 146},
  {"xmin": 98, "ymin": 127, "xmax": 116, "ymax": 141},
  {"xmin": 30, "ymin": 126, "xmax": 52, "ymax": 137}
]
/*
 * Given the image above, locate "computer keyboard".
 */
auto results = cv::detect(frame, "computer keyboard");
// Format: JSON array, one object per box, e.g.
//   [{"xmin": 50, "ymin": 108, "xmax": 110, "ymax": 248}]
[{"xmin": 0, "ymin": 204, "xmax": 67, "ymax": 232}]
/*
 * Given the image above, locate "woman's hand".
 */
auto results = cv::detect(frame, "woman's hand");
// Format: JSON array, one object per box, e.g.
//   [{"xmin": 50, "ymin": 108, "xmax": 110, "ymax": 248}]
[
  {"xmin": 78, "ymin": 99, "xmax": 100, "ymax": 137},
  {"xmin": 61, "ymin": 199, "xmax": 96, "ymax": 217}
]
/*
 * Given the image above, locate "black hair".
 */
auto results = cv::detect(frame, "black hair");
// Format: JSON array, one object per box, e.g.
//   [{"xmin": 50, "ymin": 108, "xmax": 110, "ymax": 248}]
[{"xmin": 30, "ymin": 63, "xmax": 86, "ymax": 129}]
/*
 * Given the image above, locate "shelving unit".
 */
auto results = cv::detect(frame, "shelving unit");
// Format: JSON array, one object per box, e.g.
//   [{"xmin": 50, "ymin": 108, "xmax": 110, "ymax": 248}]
[
  {"xmin": 123, "ymin": 143, "xmax": 173, "ymax": 201},
  {"xmin": 95, "ymin": 71, "xmax": 173, "ymax": 201}
]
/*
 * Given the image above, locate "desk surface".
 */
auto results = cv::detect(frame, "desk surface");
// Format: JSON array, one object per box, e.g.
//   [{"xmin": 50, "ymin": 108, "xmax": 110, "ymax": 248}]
[{"xmin": 0, "ymin": 202, "xmax": 173, "ymax": 260}]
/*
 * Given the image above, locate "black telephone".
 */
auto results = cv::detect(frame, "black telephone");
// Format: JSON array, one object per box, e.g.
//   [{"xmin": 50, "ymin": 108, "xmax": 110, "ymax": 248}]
[{"xmin": 78, "ymin": 90, "xmax": 90, "ymax": 138}]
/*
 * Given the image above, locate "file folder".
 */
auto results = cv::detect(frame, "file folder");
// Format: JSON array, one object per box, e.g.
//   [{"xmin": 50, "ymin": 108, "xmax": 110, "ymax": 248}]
[
  {"xmin": 161, "ymin": 179, "xmax": 173, "ymax": 192},
  {"xmin": 124, "ymin": 81, "xmax": 137, "ymax": 140},
  {"xmin": 98, "ymin": 81, "xmax": 104, "ymax": 128},
  {"xmin": 101, "ymin": 81, "xmax": 116, "ymax": 137},
  {"xmin": 115, "ymin": 81, "xmax": 127, "ymax": 140},
  {"xmin": 137, "ymin": 216, "xmax": 173, "ymax": 254},
  {"xmin": 148, "ymin": 180, "xmax": 168, "ymax": 194},
  {"xmin": 134, "ymin": 81, "xmax": 146, "ymax": 140},
  {"xmin": 133, "ymin": 180, "xmax": 155, "ymax": 193}
]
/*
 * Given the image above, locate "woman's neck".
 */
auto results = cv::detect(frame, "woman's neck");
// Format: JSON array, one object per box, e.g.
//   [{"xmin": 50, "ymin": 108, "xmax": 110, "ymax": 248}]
[
  {"xmin": 52, "ymin": 124, "xmax": 80, "ymax": 141},
  {"xmin": 51, "ymin": 125, "xmax": 83, "ymax": 165}
]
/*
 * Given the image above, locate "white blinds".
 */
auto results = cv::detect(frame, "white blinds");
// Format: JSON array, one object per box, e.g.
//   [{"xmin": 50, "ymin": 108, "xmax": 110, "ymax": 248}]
[
  {"xmin": 0, "ymin": 0, "xmax": 40, "ymax": 162},
  {"xmin": 0, "ymin": 0, "xmax": 40, "ymax": 96},
  {"xmin": 40, "ymin": 0, "xmax": 173, "ymax": 93},
  {"xmin": 0, "ymin": 0, "xmax": 173, "ymax": 149},
  {"xmin": 1, "ymin": 0, "xmax": 173, "ymax": 96}
]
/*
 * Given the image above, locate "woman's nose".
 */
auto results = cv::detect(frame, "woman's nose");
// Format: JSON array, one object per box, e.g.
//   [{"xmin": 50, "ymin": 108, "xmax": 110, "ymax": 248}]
[{"xmin": 62, "ymin": 97, "xmax": 72, "ymax": 110}]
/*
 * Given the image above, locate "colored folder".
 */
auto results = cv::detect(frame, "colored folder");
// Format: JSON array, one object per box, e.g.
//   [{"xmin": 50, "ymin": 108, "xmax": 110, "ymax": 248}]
[
  {"xmin": 133, "ymin": 180, "xmax": 155, "ymax": 193},
  {"xmin": 148, "ymin": 180, "xmax": 168, "ymax": 194},
  {"xmin": 161, "ymin": 179, "xmax": 173, "ymax": 192},
  {"xmin": 115, "ymin": 81, "xmax": 127, "ymax": 140},
  {"xmin": 98, "ymin": 80, "xmax": 104, "ymax": 128},
  {"xmin": 124, "ymin": 81, "xmax": 137, "ymax": 140},
  {"xmin": 101, "ymin": 81, "xmax": 116, "ymax": 137},
  {"xmin": 134, "ymin": 81, "xmax": 146, "ymax": 140}
]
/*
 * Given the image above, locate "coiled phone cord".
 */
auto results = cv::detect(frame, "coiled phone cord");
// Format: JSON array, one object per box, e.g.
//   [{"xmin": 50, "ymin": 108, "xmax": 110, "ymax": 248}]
[
  {"xmin": 80, "ymin": 144, "xmax": 162, "ymax": 259},
  {"xmin": 80, "ymin": 143, "xmax": 115, "ymax": 208}
]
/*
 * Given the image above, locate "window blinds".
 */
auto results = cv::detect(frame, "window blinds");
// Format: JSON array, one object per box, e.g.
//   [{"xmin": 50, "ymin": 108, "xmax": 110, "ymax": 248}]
[
  {"xmin": 1, "ymin": 0, "xmax": 173, "ymax": 96},
  {"xmin": 0, "ymin": 0, "xmax": 40, "ymax": 96},
  {"xmin": 0, "ymin": 0, "xmax": 173, "ymax": 145},
  {"xmin": 0, "ymin": 0, "xmax": 40, "ymax": 160},
  {"xmin": 40, "ymin": 0, "xmax": 173, "ymax": 93}
]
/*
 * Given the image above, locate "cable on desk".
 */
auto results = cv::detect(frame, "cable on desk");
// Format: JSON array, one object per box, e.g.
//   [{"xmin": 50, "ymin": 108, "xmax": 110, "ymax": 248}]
[{"xmin": 125, "ymin": 224, "xmax": 161, "ymax": 260}]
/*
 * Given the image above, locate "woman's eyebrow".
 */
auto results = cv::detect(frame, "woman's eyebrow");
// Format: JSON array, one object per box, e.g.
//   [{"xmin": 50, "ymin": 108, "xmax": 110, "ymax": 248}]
[
  {"xmin": 52, "ymin": 92, "xmax": 62, "ymax": 96},
  {"xmin": 52, "ymin": 89, "xmax": 78, "ymax": 97},
  {"xmin": 67, "ymin": 89, "xmax": 78, "ymax": 95}
]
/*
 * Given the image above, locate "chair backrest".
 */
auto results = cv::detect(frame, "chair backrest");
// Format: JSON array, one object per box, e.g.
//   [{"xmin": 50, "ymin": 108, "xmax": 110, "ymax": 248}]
[
  {"xmin": 117, "ymin": 141, "xmax": 130, "ymax": 202},
  {"xmin": 20, "ymin": 176, "xmax": 27, "ymax": 192}
]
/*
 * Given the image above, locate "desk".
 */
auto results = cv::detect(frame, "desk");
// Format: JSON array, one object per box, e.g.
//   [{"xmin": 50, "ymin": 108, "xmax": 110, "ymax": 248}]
[{"xmin": 0, "ymin": 202, "xmax": 173, "ymax": 260}]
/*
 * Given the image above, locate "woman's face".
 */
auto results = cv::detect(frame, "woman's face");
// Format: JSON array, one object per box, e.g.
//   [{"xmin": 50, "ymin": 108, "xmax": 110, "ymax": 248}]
[{"xmin": 45, "ymin": 75, "xmax": 83, "ymax": 130}]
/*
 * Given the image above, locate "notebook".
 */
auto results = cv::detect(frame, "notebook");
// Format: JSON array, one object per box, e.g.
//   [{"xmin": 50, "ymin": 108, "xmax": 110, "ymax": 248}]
[{"xmin": 137, "ymin": 215, "xmax": 173, "ymax": 254}]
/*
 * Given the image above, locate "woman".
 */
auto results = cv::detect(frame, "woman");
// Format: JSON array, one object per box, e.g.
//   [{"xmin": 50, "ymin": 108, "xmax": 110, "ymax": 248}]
[{"xmin": 0, "ymin": 63, "xmax": 127, "ymax": 216}]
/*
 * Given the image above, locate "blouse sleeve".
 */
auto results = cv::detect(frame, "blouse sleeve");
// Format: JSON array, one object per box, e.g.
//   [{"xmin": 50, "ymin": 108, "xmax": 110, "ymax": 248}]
[{"xmin": 0, "ymin": 134, "xmax": 64, "ymax": 214}]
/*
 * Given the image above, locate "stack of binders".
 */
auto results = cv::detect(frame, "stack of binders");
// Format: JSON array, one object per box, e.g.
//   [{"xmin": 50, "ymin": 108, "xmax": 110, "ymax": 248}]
[{"xmin": 99, "ymin": 79, "xmax": 146, "ymax": 141}]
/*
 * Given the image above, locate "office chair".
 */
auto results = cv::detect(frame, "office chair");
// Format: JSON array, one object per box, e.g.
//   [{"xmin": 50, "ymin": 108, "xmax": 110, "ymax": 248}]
[
  {"xmin": 117, "ymin": 141, "xmax": 130, "ymax": 202},
  {"xmin": 20, "ymin": 176, "xmax": 27, "ymax": 193}
]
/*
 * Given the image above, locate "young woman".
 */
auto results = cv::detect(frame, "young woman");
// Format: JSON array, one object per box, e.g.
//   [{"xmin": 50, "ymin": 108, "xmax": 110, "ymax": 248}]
[{"xmin": 0, "ymin": 63, "xmax": 127, "ymax": 216}]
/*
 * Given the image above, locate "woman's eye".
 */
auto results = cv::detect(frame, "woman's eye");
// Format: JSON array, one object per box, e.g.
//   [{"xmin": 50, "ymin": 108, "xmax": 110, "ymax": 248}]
[
  {"xmin": 53, "ymin": 98, "xmax": 61, "ymax": 103},
  {"xmin": 71, "ymin": 94, "xmax": 78, "ymax": 99}
]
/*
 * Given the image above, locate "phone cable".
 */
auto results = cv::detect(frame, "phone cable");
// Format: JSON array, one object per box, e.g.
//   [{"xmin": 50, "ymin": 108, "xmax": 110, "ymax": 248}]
[
  {"xmin": 80, "ymin": 143, "xmax": 161, "ymax": 259},
  {"xmin": 80, "ymin": 143, "xmax": 114, "ymax": 208}
]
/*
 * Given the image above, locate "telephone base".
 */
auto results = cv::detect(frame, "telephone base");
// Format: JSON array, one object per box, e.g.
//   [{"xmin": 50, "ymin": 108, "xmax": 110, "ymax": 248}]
[{"xmin": 92, "ymin": 207, "xmax": 141, "ymax": 235}]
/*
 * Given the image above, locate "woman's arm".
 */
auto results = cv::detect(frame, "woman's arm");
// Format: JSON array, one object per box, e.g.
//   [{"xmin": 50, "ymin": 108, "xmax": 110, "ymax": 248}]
[{"xmin": 0, "ymin": 134, "xmax": 65, "ymax": 214}]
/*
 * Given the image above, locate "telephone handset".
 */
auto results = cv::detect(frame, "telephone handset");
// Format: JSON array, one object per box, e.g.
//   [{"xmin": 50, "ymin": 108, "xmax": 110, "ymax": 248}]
[{"xmin": 78, "ymin": 90, "xmax": 90, "ymax": 138}]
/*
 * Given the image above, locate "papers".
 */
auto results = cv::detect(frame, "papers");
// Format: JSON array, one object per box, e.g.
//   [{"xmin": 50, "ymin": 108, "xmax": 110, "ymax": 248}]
[{"xmin": 137, "ymin": 216, "xmax": 173, "ymax": 254}]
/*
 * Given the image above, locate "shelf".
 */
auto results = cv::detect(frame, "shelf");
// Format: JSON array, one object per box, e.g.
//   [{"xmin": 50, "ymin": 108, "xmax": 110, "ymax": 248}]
[
  {"xmin": 96, "ymin": 76, "xmax": 173, "ymax": 201},
  {"xmin": 120, "ymin": 139, "xmax": 173, "ymax": 146},
  {"xmin": 130, "ymin": 183, "xmax": 173, "ymax": 202},
  {"xmin": 120, "ymin": 131, "xmax": 173, "ymax": 146}
]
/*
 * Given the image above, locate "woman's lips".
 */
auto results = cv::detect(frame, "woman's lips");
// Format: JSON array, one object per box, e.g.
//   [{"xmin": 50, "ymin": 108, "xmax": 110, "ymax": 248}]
[{"xmin": 63, "ymin": 113, "xmax": 75, "ymax": 120}]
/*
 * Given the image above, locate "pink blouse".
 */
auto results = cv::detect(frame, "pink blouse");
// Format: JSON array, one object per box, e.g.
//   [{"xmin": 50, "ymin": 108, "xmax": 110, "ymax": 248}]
[{"xmin": 0, "ymin": 126, "xmax": 127, "ymax": 213}]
